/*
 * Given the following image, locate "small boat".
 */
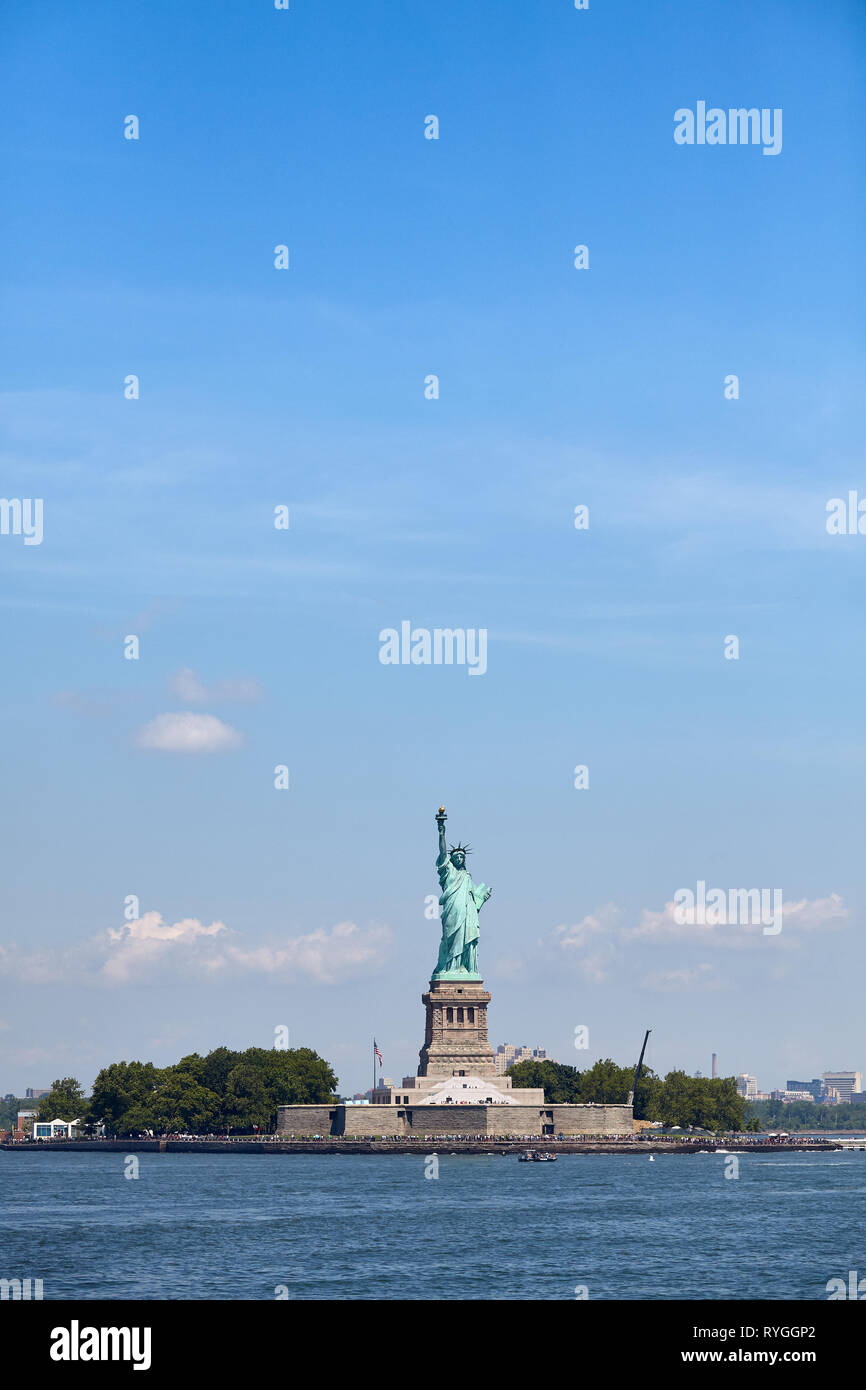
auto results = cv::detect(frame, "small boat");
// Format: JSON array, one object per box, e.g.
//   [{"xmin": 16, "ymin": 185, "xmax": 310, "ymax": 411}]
[
  {"xmin": 649, "ymin": 1155, "xmax": 655, "ymax": 1161},
  {"xmin": 518, "ymin": 1149, "xmax": 557, "ymax": 1163}
]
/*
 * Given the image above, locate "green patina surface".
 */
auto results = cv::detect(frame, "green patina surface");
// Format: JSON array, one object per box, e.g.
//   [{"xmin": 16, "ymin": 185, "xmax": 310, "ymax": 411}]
[{"xmin": 432, "ymin": 808, "xmax": 490, "ymax": 981}]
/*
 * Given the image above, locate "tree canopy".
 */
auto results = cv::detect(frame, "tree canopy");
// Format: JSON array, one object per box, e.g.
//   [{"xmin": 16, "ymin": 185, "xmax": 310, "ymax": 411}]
[
  {"xmin": 86, "ymin": 1046, "xmax": 338, "ymax": 1135},
  {"xmin": 0, "ymin": 1095, "xmax": 27, "ymax": 1130},
  {"xmin": 36, "ymin": 1078, "xmax": 87, "ymax": 1121},
  {"xmin": 748, "ymin": 1098, "xmax": 866, "ymax": 1132},
  {"xmin": 508, "ymin": 1058, "xmax": 747, "ymax": 1131}
]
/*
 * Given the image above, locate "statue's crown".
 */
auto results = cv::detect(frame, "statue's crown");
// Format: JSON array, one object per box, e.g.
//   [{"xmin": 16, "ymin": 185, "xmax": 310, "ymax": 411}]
[{"xmin": 450, "ymin": 842, "xmax": 471, "ymax": 856}]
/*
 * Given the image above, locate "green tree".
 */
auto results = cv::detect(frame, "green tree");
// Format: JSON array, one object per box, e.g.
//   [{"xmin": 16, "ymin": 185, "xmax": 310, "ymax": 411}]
[
  {"xmin": 222, "ymin": 1047, "xmax": 338, "ymax": 1131},
  {"xmin": 0, "ymin": 1096, "xmax": 26, "ymax": 1131},
  {"xmin": 577, "ymin": 1059, "xmax": 635, "ymax": 1104},
  {"xmin": 89, "ymin": 1061, "xmax": 161, "ymax": 1134},
  {"xmin": 88, "ymin": 1045, "xmax": 339, "ymax": 1135},
  {"xmin": 36, "ymin": 1078, "xmax": 87, "ymax": 1122},
  {"xmin": 201, "ymin": 1046, "xmax": 240, "ymax": 1098},
  {"xmin": 634, "ymin": 1073, "xmax": 663, "ymax": 1122},
  {"xmin": 657, "ymin": 1072, "xmax": 745, "ymax": 1131},
  {"xmin": 509, "ymin": 1057, "xmax": 662, "ymax": 1115},
  {"xmin": 149, "ymin": 1075, "xmax": 221, "ymax": 1134},
  {"xmin": 507, "ymin": 1060, "xmax": 583, "ymax": 1102}
]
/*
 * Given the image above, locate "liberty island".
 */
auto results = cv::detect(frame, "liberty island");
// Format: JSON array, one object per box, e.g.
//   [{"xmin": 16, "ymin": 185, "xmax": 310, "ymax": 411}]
[
  {"xmin": 276, "ymin": 807, "xmax": 634, "ymax": 1138},
  {"xmin": 3, "ymin": 804, "xmax": 840, "ymax": 1153},
  {"xmin": 2, "ymin": 807, "xmax": 839, "ymax": 1154}
]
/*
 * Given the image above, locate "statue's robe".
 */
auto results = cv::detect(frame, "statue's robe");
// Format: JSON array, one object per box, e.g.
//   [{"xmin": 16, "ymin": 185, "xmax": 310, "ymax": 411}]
[{"xmin": 435, "ymin": 849, "xmax": 490, "ymax": 973}]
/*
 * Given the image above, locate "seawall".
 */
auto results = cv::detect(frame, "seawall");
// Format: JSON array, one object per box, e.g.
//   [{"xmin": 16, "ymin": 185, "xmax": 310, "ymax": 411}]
[{"xmin": 0, "ymin": 1138, "xmax": 842, "ymax": 1155}]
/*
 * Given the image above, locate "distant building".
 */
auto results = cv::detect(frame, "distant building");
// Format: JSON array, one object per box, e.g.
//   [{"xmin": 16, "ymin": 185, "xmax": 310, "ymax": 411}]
[
  {"xmin": 822, "ymin": 1071, "xmax": 863, "ymax": 1104},
  {"xmin": 16, "ymin": 1110, "xmax": 37, "ymax": 1132},
  {"xmin": 736, "ymin": 1074, "xmax": 758, "ymax": 1099},
  {"xmin": 24, "ymin": 1088, "xmax": 49, "ymax": 1099},
  {"xmin": 364, "ymin": 1080, "xmax": 396, "ymax": 1102},
  {"xmin": 771, "ymin": 1090, "xmax": 816, "ymax": 1104},
  {"xmin": 787, "ymin": 1079, "xmax": 824, "ymax": 1102},
  {"xmin": 494, "ymin": 1044, "xmax": 548, "ymax": 1076}
]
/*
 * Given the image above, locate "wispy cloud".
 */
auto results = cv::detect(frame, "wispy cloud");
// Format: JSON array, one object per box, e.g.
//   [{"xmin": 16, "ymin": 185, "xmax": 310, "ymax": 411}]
[
  {"xmin": 518, "ymin": 892, "xmax": 851, "ymax": 987},
  {"xmin": 134, "ymin": 712, "xmax": 244, "ymax": 753},
  {"xmin": 103, "ymin": 913, "xmax": 228, "ymax": 983},
  {"xmin": 628, "ymin": 892, "xmax": 847, "ymax": 946},
  {"xmin": 641, "ymin": 964, "xmax": 719, "ymax": 992},
  {"xmin": 53, "ymin": 688, "xmax": 140, "ymax": 720},
  {"xmin": 217, "ymin": 921, "xmax": 392, "ymax": 985},
  {"xmin": 0, "ymin": 913, "xmax": 392, "ymax": 988},
  {"xmin": 167, "ymin": 667, "xmax": 262, "ymax": 704},
  {"xmin": 552, "ymin": 906, "xmax": 621, "ymax": 981}
]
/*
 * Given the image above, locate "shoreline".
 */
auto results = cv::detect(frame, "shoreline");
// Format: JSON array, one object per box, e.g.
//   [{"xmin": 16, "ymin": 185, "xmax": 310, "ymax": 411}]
[{"xmin": 0, "ymin": 1138, "xmax": 843, "ymax": 1156}]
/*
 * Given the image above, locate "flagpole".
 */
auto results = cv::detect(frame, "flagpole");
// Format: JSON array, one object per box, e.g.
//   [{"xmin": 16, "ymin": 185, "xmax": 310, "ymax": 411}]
[{"xmin": 372, "ymin": 1037, "xmax": 376, "ymax": 1097}]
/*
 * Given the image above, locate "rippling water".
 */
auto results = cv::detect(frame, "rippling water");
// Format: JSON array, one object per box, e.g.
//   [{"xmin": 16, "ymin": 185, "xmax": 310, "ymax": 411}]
[{"xmin": 3, "ymin": 1149, "xmax": 865, "ymax": 1300}]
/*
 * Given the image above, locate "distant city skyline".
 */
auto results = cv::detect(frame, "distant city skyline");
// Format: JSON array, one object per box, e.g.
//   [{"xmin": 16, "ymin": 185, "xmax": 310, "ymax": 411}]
[{"xmin": 736, "ymin": 1069, "xmax": 864, "ymax": 1103}]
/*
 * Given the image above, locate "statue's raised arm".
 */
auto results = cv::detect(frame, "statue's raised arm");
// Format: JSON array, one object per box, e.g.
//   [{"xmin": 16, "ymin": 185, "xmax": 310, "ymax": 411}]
[{"xmin": 435, "ymin": 806, "xmax": 449, "ymax": 868}]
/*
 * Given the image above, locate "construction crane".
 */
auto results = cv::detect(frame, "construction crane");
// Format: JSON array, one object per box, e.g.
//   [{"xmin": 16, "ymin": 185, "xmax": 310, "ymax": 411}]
[{"xmin": 627, "ymin": 1028, "xmax": 652, "ymax": 1108}]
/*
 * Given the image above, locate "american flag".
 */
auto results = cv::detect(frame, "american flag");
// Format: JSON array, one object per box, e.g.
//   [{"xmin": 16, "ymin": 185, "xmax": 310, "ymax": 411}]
[{"xmin": 374, "ymin": 1039, "xmax": 383, "ymax": 1066}]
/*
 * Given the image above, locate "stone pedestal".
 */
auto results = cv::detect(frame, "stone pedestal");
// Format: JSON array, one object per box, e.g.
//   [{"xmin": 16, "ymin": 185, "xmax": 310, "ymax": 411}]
[{"xmin": 417, "ymin": 978, "xmax": 496, "ymax": 1078}]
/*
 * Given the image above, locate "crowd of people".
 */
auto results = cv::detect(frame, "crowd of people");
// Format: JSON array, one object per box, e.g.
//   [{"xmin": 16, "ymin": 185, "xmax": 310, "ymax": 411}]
[{"xmin": 7, "ymin": 1129, "xmax": 843, "ymax": 1147}]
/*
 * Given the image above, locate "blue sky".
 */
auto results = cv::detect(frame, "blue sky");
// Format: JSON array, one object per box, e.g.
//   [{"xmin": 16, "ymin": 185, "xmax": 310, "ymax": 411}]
[{"xmin": 1, "ymin": 0, "xmax": 865, "ymax": 1098}]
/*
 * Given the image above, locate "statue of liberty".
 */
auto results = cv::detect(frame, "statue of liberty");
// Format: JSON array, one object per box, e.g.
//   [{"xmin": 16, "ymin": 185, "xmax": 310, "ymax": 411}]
[{"xmin": 432, "ymin": 806, "xmax": 491, "ymax": 980}]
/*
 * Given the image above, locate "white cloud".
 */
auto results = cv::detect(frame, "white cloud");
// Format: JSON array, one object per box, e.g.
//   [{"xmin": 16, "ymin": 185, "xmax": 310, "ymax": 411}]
[
  {"xmin": 134, "ymin": 711, "xmax": 243, "ymax": 753},
  {"xmin": 641, "ymin": 964, "xmax": 718, "ymax": 992},
  {"xmin": 552, "ymin": 905, "xmax": 620, "ymax": 981},
  {"xmin": 493, "ymin": 952, "xmax": 529, "ymax": 979},
  {"xmin": 0, "ymin": 942, "xmax": 72, "ymax": 984},
  {"xmin": 0, "ymin": 914, "xmax": 391, "ymax": 988},
  {"xmin": 221, "ymin": 921, "xmax": 392, "ymax": 985},
  {"xmin": 554, "ymin": 907, "xmax": 618, "ymax": 950},
  {"xmin": 630, "ymin": 899, "xmax": 742, "ymax": 944},
  {"xmin": 629, "ymin": 892, "xmax": 847, "ymax": 946},
  {"xmin": 168, "ymin": 667, "xmax": 262, "ymax": 704},
  {"xmin": 0, "ymin": 1043, "xmax": 81, "ymax": 1068},
  {"xmin": 103, "ymin": 912, "xmax": 229, "ymax": 983},
  {"xmin": 774, "ymin": 893, "xmax": 847, "ymax": 931},
  {"xmin": 53, "ymin": 688, "xmax": 139, "ymax": 719}
]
